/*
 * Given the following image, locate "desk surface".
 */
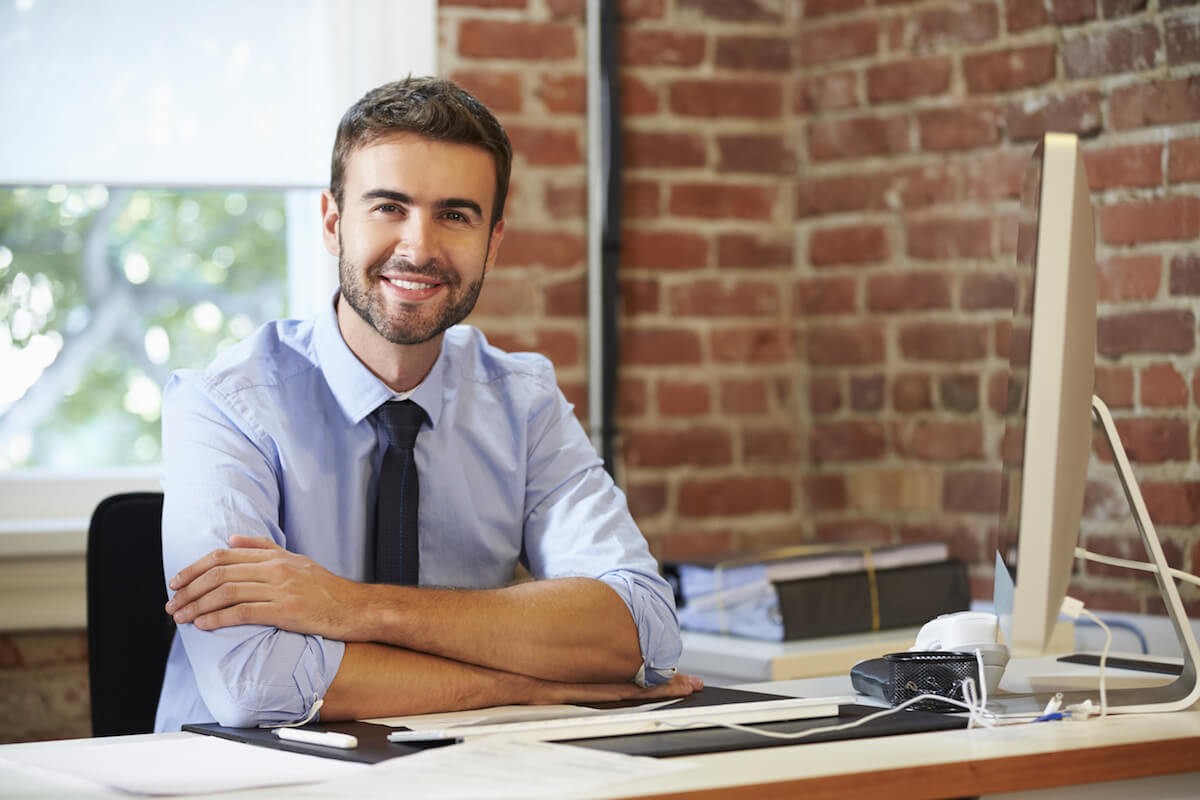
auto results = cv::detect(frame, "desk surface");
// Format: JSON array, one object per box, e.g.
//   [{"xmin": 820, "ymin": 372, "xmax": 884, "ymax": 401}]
[{"xmin": 3, "ymin": 667, "xmax": 1198, "ymax": 800}]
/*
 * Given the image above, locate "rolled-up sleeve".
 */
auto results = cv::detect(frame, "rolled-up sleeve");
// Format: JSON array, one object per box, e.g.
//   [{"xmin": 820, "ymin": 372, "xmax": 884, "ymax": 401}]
[
  {"xmin": 159, "ymin": 374, "xmax": 345, "ymax": 729},
  {"xmin": 520, "ymin": 379, "xmax": 681, "ymax": 686}
]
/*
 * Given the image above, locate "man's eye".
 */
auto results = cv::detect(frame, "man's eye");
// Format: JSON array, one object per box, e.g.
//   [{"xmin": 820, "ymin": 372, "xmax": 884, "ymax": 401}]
[
  {"xmin": 443, "ymin": 211, "xmax": 468, "ymax": 223},
  {"xmin": 375, "ymin": 203, "xmax": 403, "ymax": 214}
]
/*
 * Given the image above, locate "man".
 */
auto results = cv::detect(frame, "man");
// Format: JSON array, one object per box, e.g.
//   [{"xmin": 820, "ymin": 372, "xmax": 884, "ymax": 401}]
[{"xmin": 155, "ymin": 77, "xmax": 698, "ymax": 732}]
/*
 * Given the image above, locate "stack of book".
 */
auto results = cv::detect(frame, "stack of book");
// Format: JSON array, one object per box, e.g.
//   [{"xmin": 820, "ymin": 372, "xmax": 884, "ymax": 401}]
[{"xmin": 665, "ymin": 542, "xmax": 970, "ymax": 641}]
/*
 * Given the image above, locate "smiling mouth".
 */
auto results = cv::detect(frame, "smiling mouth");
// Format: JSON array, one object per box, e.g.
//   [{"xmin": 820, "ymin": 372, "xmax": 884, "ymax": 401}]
[{"xmin": 385, "ymin": 276, "xmax": 440, "ymax": 290}]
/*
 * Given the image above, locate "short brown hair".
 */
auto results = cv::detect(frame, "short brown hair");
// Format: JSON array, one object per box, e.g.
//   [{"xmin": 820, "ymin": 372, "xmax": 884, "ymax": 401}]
[{"xmin": 330, "ymin": 76, "xmax": 512, "ymax": 228}]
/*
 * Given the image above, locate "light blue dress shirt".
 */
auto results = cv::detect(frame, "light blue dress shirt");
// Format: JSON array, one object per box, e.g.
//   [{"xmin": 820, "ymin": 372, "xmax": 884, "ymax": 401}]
[{"xmin": 154, "ymin": 297, "xmax": 681, "ymax": 732}]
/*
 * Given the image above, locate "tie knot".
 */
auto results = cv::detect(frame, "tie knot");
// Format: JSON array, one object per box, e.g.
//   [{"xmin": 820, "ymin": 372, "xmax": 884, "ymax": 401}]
[{"xmin": 376, "ymin": 400, "xmax": 426, "ymax": 450}]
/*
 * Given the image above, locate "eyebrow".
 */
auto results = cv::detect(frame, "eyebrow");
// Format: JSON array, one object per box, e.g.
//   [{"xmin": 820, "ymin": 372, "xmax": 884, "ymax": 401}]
[{"xmin": 360, "ymin": 189, "xmax": 484, "ymax": 219}]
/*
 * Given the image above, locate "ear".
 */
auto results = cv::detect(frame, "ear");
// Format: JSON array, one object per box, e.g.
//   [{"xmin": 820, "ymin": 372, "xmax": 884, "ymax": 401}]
[
  {"xmin": 483, "ymin": 218, "xmax": 505, "ymax": 275},
  {"xmin": 320, "ymin": 191, "xmax": 341, "ymax": 258}
]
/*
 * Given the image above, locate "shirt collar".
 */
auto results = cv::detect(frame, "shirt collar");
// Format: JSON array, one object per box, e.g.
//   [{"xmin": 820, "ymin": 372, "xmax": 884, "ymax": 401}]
[{"xmin": 314, "ymin": 291, "xmax": 446, "ymax": 428}]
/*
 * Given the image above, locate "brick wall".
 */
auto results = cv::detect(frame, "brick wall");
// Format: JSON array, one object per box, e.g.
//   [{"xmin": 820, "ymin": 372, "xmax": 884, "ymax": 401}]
[{"xmin": 444, "ymin": 0, "xmax": 1200, "ymax": 619}]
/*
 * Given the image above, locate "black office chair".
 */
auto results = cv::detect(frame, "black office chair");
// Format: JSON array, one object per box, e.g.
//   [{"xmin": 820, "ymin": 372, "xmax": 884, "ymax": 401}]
[{"xmin": 86, "ymin": 491, "xmax": 175, "ymax": 736}]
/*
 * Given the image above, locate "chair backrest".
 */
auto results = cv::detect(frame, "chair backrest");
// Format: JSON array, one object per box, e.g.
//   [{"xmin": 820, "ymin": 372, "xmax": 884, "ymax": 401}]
[{"xmin": 86, "ymin": 491, "xmax": 174, "ymax": 737}]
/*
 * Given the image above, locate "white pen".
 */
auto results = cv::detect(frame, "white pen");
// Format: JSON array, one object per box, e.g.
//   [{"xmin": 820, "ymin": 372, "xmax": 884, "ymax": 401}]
[
  {"xmin": 273, "ymin": 727, "xmax": 359, "ymax": 749},
  {"xmin": 387, "ymin": 729, "xmax": 459, "ymax": 743}
]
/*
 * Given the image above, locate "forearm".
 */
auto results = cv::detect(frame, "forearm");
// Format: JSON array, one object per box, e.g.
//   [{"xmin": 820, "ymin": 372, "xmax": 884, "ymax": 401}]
[{"xmin": 345, "ymin": 578, "xmax": 643, "ymax": 683}]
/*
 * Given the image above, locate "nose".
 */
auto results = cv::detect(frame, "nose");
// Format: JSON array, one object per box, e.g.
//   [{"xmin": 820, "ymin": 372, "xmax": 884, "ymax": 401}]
[{"xmin": 396, "ymin": 213, "xmax": 435, "ymax": 266}]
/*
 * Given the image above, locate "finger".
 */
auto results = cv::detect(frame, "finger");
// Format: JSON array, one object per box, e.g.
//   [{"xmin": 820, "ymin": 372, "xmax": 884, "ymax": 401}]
[
  {"xmin": 168, "ymin": 545, "xmax": 275, "ymax": 592},
  {"xmin": 227, "ymin": 535, "xmax": 281, "ymax": 550},
  {"xmin": 168, "ymin": 569, "xmax": 280, "ymax": 622},
  {"xmin": 166, "ymin": 557, "xmax": 277, "ymax": 612},
  {"xmin": 191, "ymin": 601, "xmax": 276, "ymax": 631}
]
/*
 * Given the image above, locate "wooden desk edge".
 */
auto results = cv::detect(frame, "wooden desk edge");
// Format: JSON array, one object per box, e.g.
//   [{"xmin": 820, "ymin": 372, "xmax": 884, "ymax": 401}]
[{"xmin": 626, "ymin": 735, "xmax": 1200, "ymax": 800}]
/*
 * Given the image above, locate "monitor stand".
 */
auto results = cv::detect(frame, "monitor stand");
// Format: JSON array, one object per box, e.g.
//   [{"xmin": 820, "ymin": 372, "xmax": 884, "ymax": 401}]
[{"xmin": 990, "ymin": 395, "xmax": 1200, "ymax": 716}]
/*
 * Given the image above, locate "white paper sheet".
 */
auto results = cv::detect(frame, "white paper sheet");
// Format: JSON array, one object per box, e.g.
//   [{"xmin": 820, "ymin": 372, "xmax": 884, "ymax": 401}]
[
  {"xmin": 0, "ymin": 735, "xmax": 366, "ymax": 796},
  {"xmin": 293, "ymin": 738, "xmax": 696, "ymax": 799},
  {"xmin": 364, "ymin": 698, "xmax": 681, "ymax": 731}
]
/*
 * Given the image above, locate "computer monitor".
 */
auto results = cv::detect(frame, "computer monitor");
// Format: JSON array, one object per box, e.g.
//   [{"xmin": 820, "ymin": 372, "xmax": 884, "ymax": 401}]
[{"xmin": 994, "ymin": 133, "xmax": 1200, "ymax": 715}]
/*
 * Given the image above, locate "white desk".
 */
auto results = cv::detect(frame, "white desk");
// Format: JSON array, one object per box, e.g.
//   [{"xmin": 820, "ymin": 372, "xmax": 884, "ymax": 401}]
[{"xmin": 2, "ymin": 663, "xmax": 1197, "ymax": 799}]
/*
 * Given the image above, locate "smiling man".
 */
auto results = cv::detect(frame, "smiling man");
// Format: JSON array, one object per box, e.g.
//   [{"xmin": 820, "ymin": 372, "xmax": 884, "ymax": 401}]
[{"xmin": 154, "ymin": 77, "xmax": 697, "ymax": 732}]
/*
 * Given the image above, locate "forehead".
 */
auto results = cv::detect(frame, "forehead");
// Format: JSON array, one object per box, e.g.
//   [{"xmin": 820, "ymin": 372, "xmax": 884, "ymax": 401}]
[{"xmin": 344, "ymin": 133, "xmax": 496, "ymax": 204}]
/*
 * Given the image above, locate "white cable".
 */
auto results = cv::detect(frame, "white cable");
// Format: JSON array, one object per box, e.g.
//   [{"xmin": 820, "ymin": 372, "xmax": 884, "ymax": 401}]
[
  {"xmin": 1076, "ymin": 546, "xmax": 1200, "ymax": 587},
  {"xmin": 1077, "ymin": 607, "xmax": 1112, "ymax": 717}
]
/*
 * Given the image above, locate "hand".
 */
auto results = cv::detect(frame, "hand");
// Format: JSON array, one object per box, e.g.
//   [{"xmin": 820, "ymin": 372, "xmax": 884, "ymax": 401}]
[
  {"xmin": 530, "ymin": 672, "xmax": 704, "ymax": 706},
  {"xmin": 164, "ymin": 535, "xmax": 362, "ymax": 637}
]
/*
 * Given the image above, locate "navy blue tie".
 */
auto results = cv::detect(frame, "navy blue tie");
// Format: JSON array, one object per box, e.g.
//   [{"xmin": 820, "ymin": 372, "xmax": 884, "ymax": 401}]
[{"xmin": 374, "ymin": 400, "xmax": 426, "ymax": 585}]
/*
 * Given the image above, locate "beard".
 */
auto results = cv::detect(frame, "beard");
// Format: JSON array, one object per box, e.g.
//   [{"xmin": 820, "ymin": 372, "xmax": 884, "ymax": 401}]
[{"xmin": 339, "ymin": 252, "xmax": 486, "ymax": 346}]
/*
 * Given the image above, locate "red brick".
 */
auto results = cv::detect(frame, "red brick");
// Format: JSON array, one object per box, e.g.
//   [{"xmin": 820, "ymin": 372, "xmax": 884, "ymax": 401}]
[
  {"xmin": 489, "ymin": 329, "xmax": 579, "ymax": 368},
  {"xmin": 797, "ymin": 19, "xmax": 879, "ymax": 66},
  {"xmin": 1099, "ymin": 196, "xmax": 1200, "ymax": 245},
  {"xmin": 718, "ymin": 134, "xmax": 795, "ymax": 174},
  {"xmin": 669, "ymin": 79, "xmax": 784, "ymax": 119},
  {"xmin": 1064, "ymin": 23, "xmax": 1160, "ymax": 79},
  {"xmin": 1168, "ymin": 137, "xmax": 1200, "ymax": 183},
  {"xmin": 1141, "ymin": 363, "xmax": 1188, "ymax": 408},
  {"xmin": 867, "ymin": 56, "xmax": 952, "ymax": 103},
  {"xmin": 507, "ymin": 125, "xmax": 582, "ymax": 166},
  {"xmin": 906, "ymin": 216, "xmax": 993, "ymax": 260},
  {"xmin": 808, "ymin": 115, "xmax": 910, "ymax": 161},
  {"xmin": 986, "ymin": 370, "xmax": 1009, "ymax": 416},
  {"xmin": 626, "ymin": 427, "xmax": 730, "ymax": 467},
  {"xmin": 669, "ymin": 280, "xmax": 782, "ymax": 317},
  {"xmin": 899, "ymin": 322, "xmax": 989, "ymax": 362},
  {"xmin": 622, "ymin": 230, "xmax": 708, "ymax": 270},
  {"xmin": 538, "ymin": 74, "xmax": 586, "ymax": 114},
  {"xmin": 1097, "ymin": 310, "xmax": 1196, "ymax": 356},
  {"xmin": 621, "ymin": 328, "xmax": 703, "ymax": 365},
  {"xmin": 1114, "ymin": 418, "xmax": 1191, "ymax": 463},
  {"xmin": 1005, "ymin": 90, "xmax": 1103, "ymax": 141},
  {"xmin": 795, "ymin": 71, "xmax": 859, "ymax": 112},
  {"xmin": 943, "ymin": 470, "xmax": 1003, "ymax": 514},
  {"xmin": 814, "ymin": 520, "xmax": 895, "ymax": 544},
  {"xmin": 450, "ymin": 70, "xmax": 523, "ymax": 112},
  {"xmin": 1097, "ymin": 254, "xmax": 1161, "ymax": 302},
  {"xmin": 618, "ymin": 0, "xmax": 665, "ymax": 19},
  {"xmin": 1141, "ymin": 481, "xmax": 1200, "ymax": 526},
  {"xmin": 893, "ymin": 373, "xmax": 933, "ymax": 412},
  {"xmin": 912, "ymin": 2, "xmax": 1000, "ymax": 51},
  {"xmin": 806, "ymin": 474, "xmax": 848, "ymax": 512},
  {"xmin": 850, "ymin": 375, "xmax": 885, "ymax": 411},
  {"xmin": 474, "ymin": 275, "xmax": 534, "ymax": 316},
  {"xmin": 669, "ymin": 182, "xmax": 778, "ymax": 220},
  {"xmin": 625, "ymin": 480, "xmax": 667, "ymax": 520},
  {"xmin": 918, "ymin": 106, "xmax": 1001, "ymax": 151},
  {"xmin": 620, "ymin": 76, "xmax": 659, "ymax": 116},
  {"xmin": 964, "ymin": 45, "xmax": 1057, "ymax": 93},
  {"xmin": 900, "ymin": 420, "xmax": 984, "ymax": 460},
  {"xmin": 498, "ymin": 230, "xmax": 584, "ymax": 269},
  {"xmin": 720, "ymin": 377, "xmax": 770, "ymax": 415},
  {"xmin": 806, "ymin": 323, "xmax": 885, "ymax": 366},
  {"xmin": 624, "ymin": 131, "xmax": 707, "ymax": 169},
  {"xmin": 866, "ymin": 272, "xmax": 952, "ymax": 312},
  {"xmin": 715, "ymin": 35, "xmax": 793, "ymax": 71},
  {"xmin": 1111, "ymin": 77, "xmax": 1200, "ymax": 130},
  {"xmin": 718, "ymin": 234, "xmax": 793, "ymax": 269},
  {"xmin": 1008, "ymin": 0, "xmax": 1049, "ymax": 31},
  {"xmin": 1083, "ymin": 142, "xmax": 1163, "ymax": 190},
  {"xmin": 891, "ymin": 164, "xmax": 960, "ymax": 208},
  {"xmin": 657, "ymin": 380, "xmax": 711, "ymax": 416},
  {"xmin": 942, "ymin": 373, "xmax": 980, "ymax": 413},
  {"xmin": 1101, "ymin": 0, "xmax": 1149, "ymax": 17},
  {"xmin": 710, "ymin": 326, "xmax": 793, "ymax": 363},
  {"xmin": 1166, "ymin": 14, "xmax": 1200, "ymax": 66},
  {"xmin": 794, "ymin": 276, "xmax": 858, "ymax": 315},
  {"xmin": 678, "ymin": 476, "xmax": 792, "ymax": 517},
  {"xmin": 805, "ymin": 0, "xmax": 866, "ymax": 17},
  {"xmin": 622, "ymin": 181, "xmax": 660, "ymax": 219},
  {"xmin": 1095, "ymin": 366, "xmax": 1135, "ymax": 409},
  {"xmin": 679, "ymin": 0, "xmax": 784, "ymax": 21},
  {"xmin": 458, "ymin": 20, "xmax": 577, "ymax": 60},
  {"xmin": 544, "ymin": 277, "xmax": 586, "ymax": 317},
  {"xmin": 1051, "ymin": 0, "xmax": 1097, "ymax": 23},
  {"xmin": 621, "ymin": 30, "xmax": 706, "ymax": 67},
  {"xmin": 619, "ymin": 376, "xmax": 648, "ymax": 417},
  {"xmin": 544, "ymin": 181, "xmax": 585, "ymax": 220},
  {"xmin": 962, "ymin": 272, "xmax": 1017, "ymax": 310},
  {"xmin": 811, "ymin": 421, "xmax": 887, "ymax": 462},
  {"xmin": 744, "ymin": 426, "xmax": 797, "ymax": 465},
  {"xmin": 1170, "ymin": 252, "xmax": 1200, "ymax": 295},
  {"xmin": 963, "ymin": 148, "xmax": 1029, "ymax": 202},
  {"xmin": 810, "ymin": 375, "xmax": 843, "ymax": 414},
  {"xmin": 620, "ymin": 278, "xmax": 660, "ymax": 316},
  {"xmin": 796, "ymin": 173, "xmax": 888, "ymax": 217},
  {"xmin": 809, "ymin": 224, "xmax": 890, "ymax": 266}
]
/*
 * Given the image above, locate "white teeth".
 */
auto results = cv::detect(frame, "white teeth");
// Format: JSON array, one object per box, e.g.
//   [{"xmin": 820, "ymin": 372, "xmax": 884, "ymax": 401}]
[{"xmin": 389, "ymin": 278, "xmax": 430, "ymax": 291}]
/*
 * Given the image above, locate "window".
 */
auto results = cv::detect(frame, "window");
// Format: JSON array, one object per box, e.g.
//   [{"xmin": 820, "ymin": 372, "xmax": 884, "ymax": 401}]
[{"xmin": 0, "ymin": 0, "xmax": 435, "ymax": 625}]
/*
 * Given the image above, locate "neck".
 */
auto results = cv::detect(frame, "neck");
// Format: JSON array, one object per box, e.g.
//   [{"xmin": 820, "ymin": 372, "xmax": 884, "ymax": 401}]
[{"xmin": 335, "ymin": 294, "xmax": 441, "ymax": 393}]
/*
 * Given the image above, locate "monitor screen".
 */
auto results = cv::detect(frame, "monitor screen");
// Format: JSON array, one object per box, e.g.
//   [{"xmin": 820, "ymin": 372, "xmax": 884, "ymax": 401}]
[{"xmin": 995, "ymin": 133, "xmax": 1097, "ymax": 659}]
